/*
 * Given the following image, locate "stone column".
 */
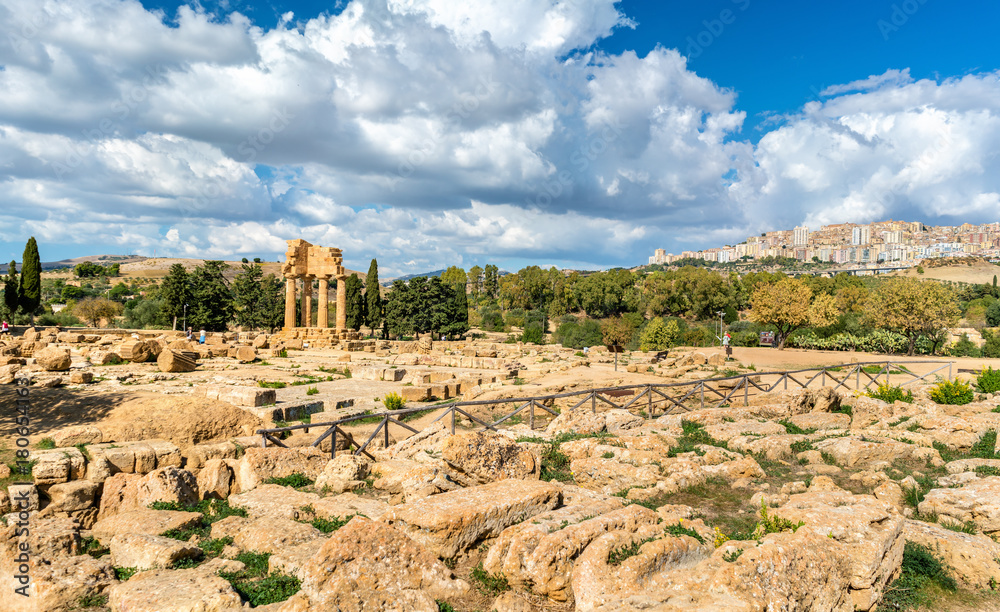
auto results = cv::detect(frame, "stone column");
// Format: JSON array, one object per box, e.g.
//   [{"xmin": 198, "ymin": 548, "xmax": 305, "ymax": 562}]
[
  {"xmin": 336, "ymin": 275, "xmax": 347, "ymax": 334},
  {"xmin": 301, "ymin": 276, "xmax": 313, "ymax": 328},
  {"xmin": 284, "ymin": 275, "xmax": 297, "ymax": 330},
  {"xmin": 317, "ymin": 277, "xmax": 330, "ymax": 328}
]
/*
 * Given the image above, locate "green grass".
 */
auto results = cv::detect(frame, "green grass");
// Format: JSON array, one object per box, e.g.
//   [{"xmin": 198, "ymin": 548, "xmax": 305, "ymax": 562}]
[
  {"xmin": 263, "ymin": 473, "xmax": 314, "ymax": 488},
  {"xmin": 880, "ymin": 541, "xmax": 956, "ymax": 610},
  {"xmin": 608, "ymin": 535, "xmax": 657, "ymax": 565},
  {"xmin": 940, "ymin": 519, "xmax": 978, "ymax": 535},
  {"xmin": 470, "ymin": 563, "xmax": 510, "ymax": 597},
  {"xmin": 975, "ymin": 465, "xmax": 1000, "ymax": 477},
  {"xmin": 151, "ymin": 499, "xmax": 248, "ymax": 541},
  {"xmin": 35, "ymin": 437, "xmax": 56, "ymax": 450},
  {"xmin": 305, "ymin": 515, "xmax": 354, "ymax": 534},
  {"xmin": 78, "ymin": 536, "xmax": 110, "ymax": 558},
  {"xmin": 664, "ymin": 521, "xmax": 705, "ymax": 543},
  {"xmin": 218, "ymin": 551, "xmax": 301, "ymax": 606},
  {"xmin": 790, "ymin": 440, "xmax": 815, "ymax": 454},
  {"xmin": 722, "ymin": 549, "xmax": 744, "ymax": 562},
  {"xmin": 114, "ymin": 566, "xmax": 139, "ymax": 581},
  {"xmin": 778, "ymin": 420, "xmax": 816, "ymax": 435},
  {"xmin": 306, "ymin": 386, "xmax": 318, "ymax": 395},
  {"xmin": 76, "ymin": 593, "xmax": 109, "ymax": 608},
  {"xmin": 257, "ymin": 380, "xmax": 287, "ymax": 389},
  {"xmin": 667, "ymin": 420, "xmax": 727, "ymax": 457}
]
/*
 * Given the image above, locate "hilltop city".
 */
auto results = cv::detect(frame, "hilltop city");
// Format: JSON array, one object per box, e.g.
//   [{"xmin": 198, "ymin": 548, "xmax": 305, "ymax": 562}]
[{"xmin": 650, "ymin": 220, "xmax": 1000, "ymax": 267}]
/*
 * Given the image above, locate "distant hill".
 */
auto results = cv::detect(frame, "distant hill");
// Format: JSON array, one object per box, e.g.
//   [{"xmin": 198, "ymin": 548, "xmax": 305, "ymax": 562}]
[
  {"xmin": 30, "ymin": 256, "xmax": 365, "ymax": 283},
  {"xmin": 388, "ymin": 269, "xmax": 447, "ymax": 284},
  {"xmin": 1, "ymin": 255, "xmax": 146, "ymax": 273}
]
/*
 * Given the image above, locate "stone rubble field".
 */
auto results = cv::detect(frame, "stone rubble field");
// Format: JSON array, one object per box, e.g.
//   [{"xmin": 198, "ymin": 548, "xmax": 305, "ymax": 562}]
[{"xmin": 2, "ymin": 327, "xmax": 1000, "ymax": 610}]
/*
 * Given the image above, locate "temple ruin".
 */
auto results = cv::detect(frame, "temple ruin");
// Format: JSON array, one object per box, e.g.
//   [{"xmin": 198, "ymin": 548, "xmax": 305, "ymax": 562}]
[{"xmin": 280, "ymin": 239, "xmax": 357, "ymax": 343}]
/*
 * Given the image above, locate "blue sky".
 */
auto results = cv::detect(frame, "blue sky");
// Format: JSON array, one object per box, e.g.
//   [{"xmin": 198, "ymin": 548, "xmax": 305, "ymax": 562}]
[{"xmin": 1, "ymin": 0, "xmax": 999, "ymax": 275}]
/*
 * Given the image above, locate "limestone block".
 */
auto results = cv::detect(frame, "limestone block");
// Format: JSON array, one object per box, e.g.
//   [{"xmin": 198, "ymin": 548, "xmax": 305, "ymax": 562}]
[
  {"xmin": 235, "ymin": 447, "xmax": 327, "ymax": 493},
  {"xmin": 43, "ymin": 480, "xmax": 99, "ymax": 513},
  {"xmin": 107, "ymin": 568, "xmax": 243, "ymax": 611},
  {"xmin": 34, "ymin": 346, "xmax": 72, "ymax": 371},
  {"xmin": 919, "ymin": 476, "xmax": 1000, "ymax": 534},
  {"xmin": 197, "ymin": 459, "xmax": 233, "ymax": 500},
  {"xmin": 109, "ymin": 533, "xmax": 203, "ymax": 570},
  {"xmin": 91, "ymin": 509, "xmax": 204, "ymax": 544},
  {"xmin": 380, "ymin": 479, "xmax": 562, "ymax": 558},
  {"xmin": 286, "ymin": 516, "xmax": 469, "ymax": 611},
  {"xmin": 227, "ymin": 484, "xmax": 320, "ymax": 520},
  {"xmin": 440, "ymin": 431, "xmax": 539, "ymax": 485},
  {"xmin": 401, "ymin": 386, "xmax": 431, "ymax": 402}
]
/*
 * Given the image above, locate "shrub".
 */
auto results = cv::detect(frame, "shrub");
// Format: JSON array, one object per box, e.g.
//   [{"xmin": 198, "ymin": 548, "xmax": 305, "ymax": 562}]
[
  {"xmin": 553, "ymin": 318, "xmax": 603, "ymax": 349},
  {"xmin": 976, "ymin": 366, "xmax": 1000, "ymax": 394},
  {"xmin": 865, "ymin": 383, "xmax": 914, "ymax": 404},
  {"xmin": 383, "ymin": 392, "xmax": 405, "ymax": 411},
  {"xmin": 521, "ymin": 322, "xmax": 545, "ymax": 345},
  {"xmin": 929, "ymin": 379, "xmax": 974, "ymax": 405},
  {"xmin": 305, "ymin": 386, "xmax": 318, "ymax": 396},
  {"xmin": 880, "ymin": 541, "xmax": 956, "ymax": 610},
  {"xmin": 949, "ymin": 333, "xmax": 981, "ymax": 357}
]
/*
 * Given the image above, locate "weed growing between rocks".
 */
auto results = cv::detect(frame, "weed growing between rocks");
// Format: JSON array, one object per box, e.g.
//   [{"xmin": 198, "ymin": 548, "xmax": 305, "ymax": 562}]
[
  {"xmin": 304, "ymin": 515, "xmax": 355, "ymax": 534},
  {"xmin": 712, "ymin": 503, "xmax": 804, "ymax": 546},
  {"xmin": 880, "ymin": 542, "xmax": 956, "ymax": 610},
  {"xmin": 866, "ymin": 383, "xmax": 914, "ymax": 404},
  {"xmin": 76, "ymin": 593, "xmax": 109, "ymax": 608},
  {"xmin": 257, "ymin": 380, "xmax": 287, "ymax": 389},
  {"xmin": 517, "ymin": 431, "xmax": 616, "ymax": 483},
  {"xmin": 219, "ymin": 551, "xmax": 302, "ymax": 606},
  {"xmin": 470, "ymin": 562, "xmax": 510, "ymax": 597},
  {"xmin": 78, "ymin": 536, "xmax": 109, "ymax": 558},
  {"xmin": 263, "ymin": 472, "xmax": 314, "ymax": 488},
  {"xmin": 152, "ymin": 499, "xmax": 248, "ymax": 541},
  {"xmin": 114, "ymin": 566, "xmax": 139, "ymax": 581},
  {"xmin": 778, "ymin": 420, "xmax": 816, "ymax": 435},
  {"xmin": 608, "ymin": 535, "xmax": 657, "ymax": 565},
  {"xmin": 666, "ymin": 421, "xmax": 727, "ymax": 457},
  {"xmin": 663, "ymin": 520, "xmax": 704, "ymax": 543}
]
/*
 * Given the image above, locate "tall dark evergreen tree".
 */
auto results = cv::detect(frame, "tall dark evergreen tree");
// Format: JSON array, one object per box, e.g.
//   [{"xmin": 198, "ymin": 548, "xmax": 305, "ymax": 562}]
[
  {"xmin": 188, "ymin": 261, "xmax": 232, "ymax": 332},
  {"xmin": 385, "ymin": 280, "xmax": 414, "ymax": 338},
  {"xmin": 443, "ymin": 280, "xmax": 469, "ymax": 339},
  {"xmin": 344, "ymin": 274, "xmax": 366, "ymax": 331},
  {"xmin": 365, "ymin": 259, "xmax": 382, "ymax": 334},
  {"xmin": 232, "ymin": 264, "xmax": 265, "ymax": 330},
  {"xmin": 259, "ymin": 274, "xmax": 286, "ymax": 332},
  {"xmin": 483, "ymin": 264, "xmax": 499, "ymax": 299},
  {"xmin": 4, "ymin": 260, "xmax": 18, "ymax": 317},
  {"xmin": 18, "ymin": 237, "xmax": 41, "ymax": 319},
  {"xmin": 160, "ymin": 263, "xmax": 191, "ymax": 330}
]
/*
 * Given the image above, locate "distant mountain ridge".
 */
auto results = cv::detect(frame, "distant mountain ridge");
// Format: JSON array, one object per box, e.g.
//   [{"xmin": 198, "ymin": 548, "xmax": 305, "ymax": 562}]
[{"xmin": 0, "ymin": 255, "xmax": 146, "ymax": 273}]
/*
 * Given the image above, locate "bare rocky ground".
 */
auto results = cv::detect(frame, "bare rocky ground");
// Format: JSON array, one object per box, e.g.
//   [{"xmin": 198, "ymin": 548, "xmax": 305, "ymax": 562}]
[{"xmin": 2, "ymin": 327, "xmax": 1000, "ymax": 611}]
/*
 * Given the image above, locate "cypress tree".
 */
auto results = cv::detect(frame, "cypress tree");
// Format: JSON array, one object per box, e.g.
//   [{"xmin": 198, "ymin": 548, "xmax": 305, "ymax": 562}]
[
  {"xmin": 345, "ymin": 274, "xmax": 366, "ymax": 331},
  {"xmin": 18, "ymin": 237, "xmax": 41, "ymax": 319},
  {"xmin": 4, "ymin": 260, "xmax": 18, "ymax": 316},
  {"xmin": 365, "ymin": 259, "xmax": 382, "ymax": 333},
  {"xmin": 160, "ymin": 263, "xmax": 191, "ymax": 330}
]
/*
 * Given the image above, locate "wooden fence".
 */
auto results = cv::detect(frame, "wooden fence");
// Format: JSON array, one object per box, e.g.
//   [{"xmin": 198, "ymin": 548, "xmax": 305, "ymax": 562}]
[{"xmin": 257, "ymin": 360, "xmax": 954, "ymax": 459}]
